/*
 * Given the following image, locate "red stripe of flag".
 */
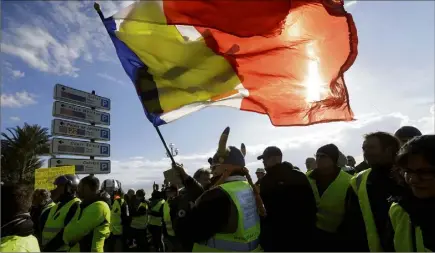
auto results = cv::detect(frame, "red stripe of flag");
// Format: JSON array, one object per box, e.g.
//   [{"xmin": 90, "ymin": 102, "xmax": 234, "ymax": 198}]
[{"xmin": 164, "ymin": 0, "xmax": 358, "ymax": 126}]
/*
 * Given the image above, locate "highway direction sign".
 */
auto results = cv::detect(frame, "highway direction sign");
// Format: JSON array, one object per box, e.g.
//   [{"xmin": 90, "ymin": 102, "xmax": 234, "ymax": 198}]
[
  {"xmin": 51, "ymin": 138, "xmax": 110, "ymax": 157},
  {"xmin": 54, "ymin": 84, "xmax": 111, "ymax": 110},
  {"xmin": 49, "ymin": 158, "xmax": 111, "ymax": 174},
  {"xmin": 51, "ymin": 119, "xmax": 110, "ymax": 141},
  {"xmin": 53, "ymin": 101, "xmax": 110, "ymax": 126}
]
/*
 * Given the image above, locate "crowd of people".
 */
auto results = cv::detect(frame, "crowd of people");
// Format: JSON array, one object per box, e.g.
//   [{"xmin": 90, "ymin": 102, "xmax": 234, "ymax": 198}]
[{"xmin": 1, "ymin": 125, "xmax": 434, "ymax": 252}]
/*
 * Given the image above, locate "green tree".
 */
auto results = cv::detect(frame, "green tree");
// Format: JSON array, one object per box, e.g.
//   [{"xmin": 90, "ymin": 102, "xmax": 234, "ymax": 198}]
[{"xmin": 1, "ymin": 123, "xmax": 50, "ymax": 184}]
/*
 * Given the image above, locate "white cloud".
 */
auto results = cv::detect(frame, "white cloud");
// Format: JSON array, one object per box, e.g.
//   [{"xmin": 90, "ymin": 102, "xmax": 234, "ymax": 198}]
[
  {"xmin": 1, "ymin": 91, "xmax": 37, "ymax": 108},
  {"xmin": 9, "ymin": 116, "xmax": 20, "ymax": 121},
  {"xmin": 1, "ymin": 1, "xmax": 135, "ymax": 77},
  {"xmin": 96, "ymin": 106, "xmax": 434, "ymax": 191},
  {"xmin": 2, "ymin": 61, "xmax": 25, "ymax": 80},
  {"xmin": 97, "ymin": 73, "xmax": 128, "ymax": 86},
  {"xmin": 11, "ymin": 70, "xmax": 25, "ymax": 79}
]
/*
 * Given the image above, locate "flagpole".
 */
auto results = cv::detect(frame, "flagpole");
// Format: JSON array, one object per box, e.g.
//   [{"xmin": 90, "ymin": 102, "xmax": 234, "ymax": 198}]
[
  {"xmin": 154, "ymin": 126, "xmax": 177, "ymax": 165},
  {"xmin": 93, "ymin": 2, "xmax": 176, "ymax": 166}
]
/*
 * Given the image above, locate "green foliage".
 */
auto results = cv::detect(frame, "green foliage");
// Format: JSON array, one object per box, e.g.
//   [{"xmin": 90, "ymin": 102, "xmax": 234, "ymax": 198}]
[{"xmin": 1, "ymin": 123, "xmax": 50, "ymax": 184}]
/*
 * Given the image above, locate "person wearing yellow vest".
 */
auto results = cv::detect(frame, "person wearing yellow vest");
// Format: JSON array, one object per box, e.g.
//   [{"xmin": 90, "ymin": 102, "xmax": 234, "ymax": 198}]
[
  {"xmin": 129, "ymin": 189, "xmax": 150, "ymax": 251},
  {"xmin": 162, "ymin": 185, "xmax": 184, "ymax": 252},
  {"xmin": 30, "ymin": 189, "xmax": 55, "ymax": 244},
  {"xmin": 305, "ymin": 157, "xmax": 317, "ymax": 173},
  {"xmin": 106, "ymin": 185, "xmax": 129, "ymax": 252},
  {"xmin": 307, "ymin": 144, "xmax": 352, "ymax": 251},
  {"xmin": 148, "ymin": 191, "xmax": 165, "ymax": 252},
  {"xmin": 41, "ymin": 174, "xmax": 81, "ymax": 252},
  {"xmin": 1, "ymin": 183, "xmax": 40, "ymax": 252},
  {"xmin": 338, "ymin": 132, "xmax": 403, "ymax": 252},
  {"xmin": 63, "ymin": 175, "xmax": 111, "ymax": 252},
  {"xmin": 386, "ymin": 135, "xmax": 435, "ymax": 252},
  {"xmin": 178, "ymin": 127, "xmax": 265, "ymax": 252}
]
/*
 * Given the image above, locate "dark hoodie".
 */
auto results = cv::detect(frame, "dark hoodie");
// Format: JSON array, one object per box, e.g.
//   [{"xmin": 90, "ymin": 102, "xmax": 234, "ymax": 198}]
[
  {"xmin": 1, "ymin": 213, "xmax": 34, "ymax": 239},
  {"xmin": 259, "ymin": 161, "xmax": 317, "ymax": 252}
]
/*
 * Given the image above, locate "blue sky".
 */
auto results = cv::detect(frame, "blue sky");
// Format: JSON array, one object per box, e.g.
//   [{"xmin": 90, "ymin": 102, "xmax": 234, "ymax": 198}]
[{"xmin": 1, "ymin": 1, "xmax": 434, "ymax": 193}]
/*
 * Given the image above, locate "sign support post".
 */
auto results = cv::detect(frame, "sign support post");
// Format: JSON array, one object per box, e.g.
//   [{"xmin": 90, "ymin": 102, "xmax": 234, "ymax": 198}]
[{"xmin": 49, "ymin": 84, "xmax": 111, "ymax": 175}]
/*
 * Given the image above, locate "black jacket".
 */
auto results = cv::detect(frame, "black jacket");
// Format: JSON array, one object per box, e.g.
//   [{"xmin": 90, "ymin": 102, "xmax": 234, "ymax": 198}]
[
  {"xmin": 1, "ymin": 213, "xmax": 34, "ymax": 238},
  {"xmin": 259, "ymin": 162, "xmax": 317, "ymax": 252},
  {"xmin": 173, "ymin": 175, "xmax": 205, "ymax": 251}
]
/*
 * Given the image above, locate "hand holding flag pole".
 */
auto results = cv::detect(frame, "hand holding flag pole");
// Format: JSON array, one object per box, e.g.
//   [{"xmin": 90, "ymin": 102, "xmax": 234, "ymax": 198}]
[{"xmin": 93, "ymin": 2, "xmax": 177, "ymax": 166}]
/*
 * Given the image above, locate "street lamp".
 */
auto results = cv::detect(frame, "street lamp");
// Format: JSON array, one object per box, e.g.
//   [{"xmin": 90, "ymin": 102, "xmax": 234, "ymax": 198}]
[{"xmin": 166, "ymin": 143, "xmax": 179, "ymax": 158}]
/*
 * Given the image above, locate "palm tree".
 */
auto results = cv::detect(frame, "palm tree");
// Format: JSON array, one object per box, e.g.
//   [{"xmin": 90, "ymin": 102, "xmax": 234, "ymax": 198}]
[{"xmin": 1, "ymin": 123, "xmax": 50, "ymax": 183}]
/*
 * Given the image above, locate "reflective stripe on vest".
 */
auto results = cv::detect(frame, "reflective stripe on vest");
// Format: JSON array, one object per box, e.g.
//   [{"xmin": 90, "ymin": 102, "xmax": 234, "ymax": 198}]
[
  {"xmin": 42, "ymin": 198, "xmax": 81, "ymax": 250},
  {"xmin": 163, "ymin": 201, "xmax": 175, "ymax": 236},
  {"xmin": 148, "ymin": 200, "xmax": 165, "ymax": 226},
  {"xmin": 350, "ymin": 169, "xmax": 383, "ymax": 252},
  {"xmin": 307, "ymin": 170, "xmax": 351, "ymax": 233},
  {"xmin": 192, "ymin": 179, "xmax": 261, "ymax": 252},
  {"xmin": 389, "ymin": 203, "xmax": 430, "ymax": 252},
  {"xmin": 110, "ymin": 198, "xmax": 124, "ymax": 235},
  {"xmin": 131, "ymin": 202, "xmax": 149, "ymax": 229}
]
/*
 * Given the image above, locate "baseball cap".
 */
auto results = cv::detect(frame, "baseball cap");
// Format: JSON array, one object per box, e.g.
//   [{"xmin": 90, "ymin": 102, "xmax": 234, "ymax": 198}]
[{"xmin": 257, "ymin": 146, "xmax": 282, "ymax": 160}]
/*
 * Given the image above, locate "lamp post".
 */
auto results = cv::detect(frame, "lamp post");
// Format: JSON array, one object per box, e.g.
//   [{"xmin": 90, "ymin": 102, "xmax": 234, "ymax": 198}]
[{"xmin": 166, "ymin": 143, "xmax": 179, "ymax": 158}]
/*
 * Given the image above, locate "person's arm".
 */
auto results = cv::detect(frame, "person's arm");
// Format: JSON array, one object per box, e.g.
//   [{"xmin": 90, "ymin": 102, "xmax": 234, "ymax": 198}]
[
  {"xmin": 132, "ymin": 205, "xmax": 147, "ymax": 217},
  {"xmin": 178, "ymin": 188, "xmax": 231, "ymax": 243},
  {"xmin": 337, "ymin": 187, "xmax": 369, "ymax": 252},
  {"xmin": 120, "ymin": 201, "xmax": 129, "ymax": 226},
  {"xmin": 43, "ymin": 202, "xmax": 79, "ymax": 252},
  {"xmin": 182, "ymin": 176, "xmax": 205, "ymax": 201},
  {"xmin": 63, "ymin": 202, "xmax": 108, "ymax": 245}
]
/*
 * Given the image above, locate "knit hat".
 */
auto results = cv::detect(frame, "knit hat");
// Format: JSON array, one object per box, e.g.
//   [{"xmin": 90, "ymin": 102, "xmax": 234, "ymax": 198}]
[{"xmin": 317, "ymin": 144, "xmax": 340, "ymax": 164}]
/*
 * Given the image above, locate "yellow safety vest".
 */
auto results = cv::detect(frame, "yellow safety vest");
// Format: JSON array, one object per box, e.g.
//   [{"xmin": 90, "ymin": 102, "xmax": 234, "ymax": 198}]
[
  {"xmin": 307, "ymin": 170, "xmax": 351, "ymax": 233},
  {"xmin": 42, "ymin": 198, "xmax": 81, "ymax": 251},
  {"xmin": 67, "ymin": 200, "xmax": 111, "ymax": 252},
  {"xmin": 148, "ymin": 199, "xmax": 165, "ymax": 226},
  {"xmin": 163, "ymin": 201, "xmax": 175, "ymax": 236},
  {"xmin": 350, "ymin": 169, "xmax": 383, "ymax": 252},
  {"xmin": 0, "ymin": 235, "xmax": 41, "ymax": 252},
  {"xmin": 110, "ymin": 198, "xmax": 125, "ymax": 235},
  {"xmin": 192, "ymin": 180, "xmax": 261, "ymax": 252},
  {"xmin": 131, "ymin": 202, "xmax": 149, "ymax": 229},
  {"xmin": 389, "ymin": 203, "xmax": 430, "ymax": 252},
  {"xmin": 41, "ymin": 202, "xmax": 56, "ymax": 217}
]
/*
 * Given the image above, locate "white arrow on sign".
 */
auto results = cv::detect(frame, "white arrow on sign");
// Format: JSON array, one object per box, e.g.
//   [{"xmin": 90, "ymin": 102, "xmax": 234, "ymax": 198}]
[
  {"xmin": 49, "ymin": 158, "xmax": 111, "ymax": 174},
  {"xmin": 54, "ymin": 84, "xmax": 111, "ymax": 111},
  {"xmin": 51, "ymin": 119, "xmax": 110, "ymax": 141},
  {"xmin": 52, "ymin": 101, "xmax": 110, "ymax": 126},
  {"xmin": 51, "ymin": 138, "xmax": 110, "ymax": 157}
]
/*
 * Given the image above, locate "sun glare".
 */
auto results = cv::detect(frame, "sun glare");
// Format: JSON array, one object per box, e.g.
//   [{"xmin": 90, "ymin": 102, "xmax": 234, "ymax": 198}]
[{"xmin": 304, "ymin": 42, "xmax": 327, "ymax": 103}]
